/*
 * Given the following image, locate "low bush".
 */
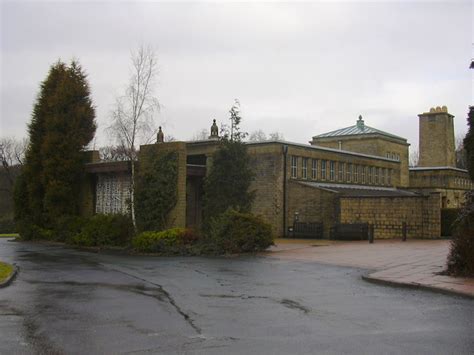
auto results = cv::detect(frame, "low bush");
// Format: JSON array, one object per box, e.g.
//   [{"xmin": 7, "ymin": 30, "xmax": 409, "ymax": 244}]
[
  {"xmin": 447, "ymin": 192, "xmax": 474, "ymax": 276},
  {"xmin": 206, "ymin": 209, "xmax": 274, "ymax": 254},
  {"xmin": 70, "ymin": 214, "xmax": 133, "ymax": 247},
  {"xmin": 132, "ymin": 228, "xmax": 199, "ymax": 254},
  {"xmin": 51, "ymin": 216, "xmax": 86, "ymax": 242},
  {"xmin": 441, "ymin": 208, "xmax": 461, "ymax": 237},
  {"xmin": 0, "ymin": 217, "xmax": 16, "ymax": 234},
  {"xmin": 17, "ymin": 223, "xmax": 54, "ymax": 241}
]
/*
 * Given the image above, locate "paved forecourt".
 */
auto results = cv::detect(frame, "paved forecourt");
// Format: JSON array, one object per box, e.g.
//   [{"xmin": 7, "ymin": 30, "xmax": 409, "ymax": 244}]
[{"xmin": 266, "ymin": 239, "xmax": 474, "ymax": 298}]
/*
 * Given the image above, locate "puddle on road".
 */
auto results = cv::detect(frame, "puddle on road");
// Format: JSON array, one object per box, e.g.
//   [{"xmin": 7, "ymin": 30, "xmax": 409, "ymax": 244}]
[{"xmin": 199, "ymin": 293, "xmax": 311, "ymax": 314}]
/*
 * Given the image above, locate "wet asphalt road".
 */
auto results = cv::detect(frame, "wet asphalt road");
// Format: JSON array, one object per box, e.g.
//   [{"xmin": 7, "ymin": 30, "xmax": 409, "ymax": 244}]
[{"xmin": 0, "ymin": 238, "xmax": 473, "ymax": 355}]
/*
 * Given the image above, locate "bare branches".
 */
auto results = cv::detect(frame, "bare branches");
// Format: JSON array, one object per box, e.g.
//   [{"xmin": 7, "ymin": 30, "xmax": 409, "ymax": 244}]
[
  {"xmin": 0, "ymin": 136, "xmax": 28, "ymax": 187},
  {"xmin": 409, "ymin": 148, "xmax": 419, "ymax": 168},
  {"xmin": 107, "ymin": 45, "xmax": 160, "ymax": 230},
  {"xmin": 248, "ymin": 130, "xmax": 285, "ymax": 142},
  {"xmin": 0, "ymin": 137, "xmax": 28, "ymax": 167},
  {"xmin": 108, "ymin": 45, "xmax": 160, "ymax": 160},
  {"xmin": 190, "ymin": 129, "xmax": 210, "ymax": 141},
  {"xmin": 99, "ymin": 145, "xmax": 131, "ymax": 162}
]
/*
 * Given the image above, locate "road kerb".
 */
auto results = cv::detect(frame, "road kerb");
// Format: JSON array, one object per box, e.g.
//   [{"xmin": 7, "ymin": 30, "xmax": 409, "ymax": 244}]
[{"xmin": 361, "ymin": 273, "xmax": 474, "ymax": 300}]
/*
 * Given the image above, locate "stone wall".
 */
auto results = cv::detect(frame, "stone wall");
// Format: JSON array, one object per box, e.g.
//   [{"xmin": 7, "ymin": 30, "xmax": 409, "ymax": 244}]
[
  {"xmin": 339, "ymin": 193, "xmax": 441, "ymax": 239},
  {"xmin": 247, "ymin": 145, "xmax": 285, "ymax": 236},
  {"xmin": 287, "ymin": 181, "xmax": 338, "ymax": 238}
]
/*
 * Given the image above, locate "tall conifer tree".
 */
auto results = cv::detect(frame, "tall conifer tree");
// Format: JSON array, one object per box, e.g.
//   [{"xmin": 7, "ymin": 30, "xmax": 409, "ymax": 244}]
[{"xmin": 15, "ymin": 60, "xmax": 96, "ymax": 233}]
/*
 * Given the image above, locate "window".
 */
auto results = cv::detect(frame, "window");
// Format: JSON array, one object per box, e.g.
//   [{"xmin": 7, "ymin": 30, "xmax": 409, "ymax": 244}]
[
  {"xmin": 387, "ymin": 169, "xmax": 391, "ymax": 185},
  {"xmin": 302, "ymin": 158, "xmax": 308, "ymax": 179},
  {"xmin": 321, "ymin": 160, "xmax": 327, "ymax": 180},
  {"xmin": 361, "ymin": 166, "xmax": 366, "ymax": 184},
  {"xmin": 381, "ymin": 168, "xmax": 385, "ymax": 185},
  {"xmin": 339, "ymin": 162, "xmax": 345, "ymax": 182},
  {"xmin": 369, "ymin": 167, "xmax": 374, "ymax": 184},
  {"xmin": 354, "ymin": 165, "xmax": 359, "ymax": 183},
  {"xmin": 347, "ymin": 163, "xmax": 352, "ymax": 183},
  {"xmin": 375, "ymin": 167, "xmax": 379, "ymax": 184},
  {"xmin": 311, "ymin": 159, "xmax": 318, "ymax": 180},
  {"xmin": 291, "ymin": 156, "xmax": 298, "ymax": 178},
  {"xmin": 330, "ymin": 161, "xmax": 335, "ymax": 181}
]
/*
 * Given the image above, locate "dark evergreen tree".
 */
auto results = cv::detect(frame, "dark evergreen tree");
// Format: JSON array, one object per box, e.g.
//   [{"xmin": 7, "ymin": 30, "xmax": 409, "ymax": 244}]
[
  {"xmin": 135, "ymin": 150, "xmax": 178, "ymax": 232},
  {"xmin": 202, "ymin": 100, "xmax": 254, "ymax": 229},
  {"xmin": 464, "ymin": 106, "xmax": 474, "ymax": 181},
  {"xmin": 447, "ymin": 108, "xmax": 474, "ymax": 276},
  {"xmin": 15, "ymin": 60, "xmax": 96, "ymax": 235}
]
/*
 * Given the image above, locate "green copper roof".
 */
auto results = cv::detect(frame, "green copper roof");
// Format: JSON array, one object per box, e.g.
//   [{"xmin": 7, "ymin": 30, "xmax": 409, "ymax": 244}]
[{"xmin": 313, "ymin": 115, "xmax": 407, "ymax": 142}]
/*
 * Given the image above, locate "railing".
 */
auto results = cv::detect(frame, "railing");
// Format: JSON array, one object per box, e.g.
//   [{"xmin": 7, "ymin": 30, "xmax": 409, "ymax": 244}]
[{"xmin": 291, "ymin": 222, "xmax": 324, "ymax": 239}]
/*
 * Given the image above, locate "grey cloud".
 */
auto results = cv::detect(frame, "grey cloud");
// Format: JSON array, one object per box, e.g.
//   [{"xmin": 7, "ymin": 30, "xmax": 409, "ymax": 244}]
[{"xmin": 1, "ymin": 0, "xmax": 472, "ymax": 150}]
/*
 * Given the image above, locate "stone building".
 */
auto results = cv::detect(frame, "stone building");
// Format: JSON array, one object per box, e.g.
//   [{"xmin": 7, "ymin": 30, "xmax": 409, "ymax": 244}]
[{"xmin": 81, "ymin": 107, "xmax": 472, "ymax": 239}]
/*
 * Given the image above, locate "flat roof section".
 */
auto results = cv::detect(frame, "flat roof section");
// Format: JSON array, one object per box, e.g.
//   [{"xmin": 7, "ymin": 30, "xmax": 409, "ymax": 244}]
[
  {"xmin": 297, "ymin": 181, "xmax": 420, "ymax": 197},
  {"xmin": 410, "ymin": 167, "xmax": 469, "ymax": 173}
]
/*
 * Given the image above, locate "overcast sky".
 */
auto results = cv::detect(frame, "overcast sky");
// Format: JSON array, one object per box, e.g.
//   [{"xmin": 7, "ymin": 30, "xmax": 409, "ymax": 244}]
[{"xmin": 1, "ymin": 0, "xmax": 473, "ymax": 152}]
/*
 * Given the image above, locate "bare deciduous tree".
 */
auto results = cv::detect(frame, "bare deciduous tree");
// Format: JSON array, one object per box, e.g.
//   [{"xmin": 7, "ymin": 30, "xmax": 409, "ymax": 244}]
[
  {"xmin": 0, "ymin": 136, "xmax": 28, "ymax": 187},
  {"xmin": 108, "ymin": 45, "xmax": 160, "ymax": 230},
  {"xmin": 268, "ymin": 132, "xmax": 284, "ymax": 141},
  {"xmin": 99, "ymin": 145, "xmax": 131, "ymax": 162},
  {"xmin": 190, "ymin": 128, "xmax": 209, "ymax": 141},
  {"xmin": 248, "ymin": 130, "xmax": 284, "ymax": 142},
  {"xmin": 409, "ymin": 147, "xmax": 419, "ymax": 168},
  {"xmin": 248, "ymin": 130, "xmax": 267, "ymax": 142}
]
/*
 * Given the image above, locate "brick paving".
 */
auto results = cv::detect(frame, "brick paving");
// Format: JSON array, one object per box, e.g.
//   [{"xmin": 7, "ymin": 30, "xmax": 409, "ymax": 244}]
[{"xmin": 265, "ymin": 239, "xmax": 474, "ymax": 298}]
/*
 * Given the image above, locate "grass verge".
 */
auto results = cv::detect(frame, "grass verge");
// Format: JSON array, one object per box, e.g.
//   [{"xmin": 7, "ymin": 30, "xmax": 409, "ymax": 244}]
[
  {"xmin": 0, "ymin": 262, "xmax": 14, "ymax": 283},
  {"xmin": 0, "ymin": 234, "xmax": 19, "ymax": 238}
]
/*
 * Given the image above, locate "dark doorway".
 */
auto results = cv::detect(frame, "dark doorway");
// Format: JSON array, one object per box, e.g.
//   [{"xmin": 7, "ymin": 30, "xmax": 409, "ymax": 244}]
[{"xmin": 186, "ymin": 176, "xmax": 204, "ymax": 228}]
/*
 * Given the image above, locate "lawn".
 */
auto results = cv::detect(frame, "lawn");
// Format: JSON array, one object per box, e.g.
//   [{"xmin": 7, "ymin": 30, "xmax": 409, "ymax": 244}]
[
  {"xmin": 0, "ymin": 261, "xmax": 14, "ymax": 283},
  {"xmin": 0, "ymin": 233, "xmax": 19, "ymax": 238}
]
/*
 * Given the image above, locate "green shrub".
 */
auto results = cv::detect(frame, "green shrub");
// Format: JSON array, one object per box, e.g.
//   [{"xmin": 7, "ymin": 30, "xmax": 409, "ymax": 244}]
[
  {"xmin": 0, "ymin": 217, "xmax": 16, "ymax": 234},
  {"xmin": 70, "ymin": 214, "xmax": 133, "ymax": 247},
  {"xmin": 202, "ymin": 140, "xmax": 255, "ymax": 231},
  {"xmin": 447, "ymin": 191, "xmax": 474, "ymax": 276},
  {"xmin": 51, "ymin": 215, "xmax": 86, "ymax": 242},
  {"xmin": 16, "ymin": 223, "xmax": 53, "ymax": 241},
  {"xmin": 132, "ymin": 228, "xmax": 199, "ymax": 254},
  {"xmin": 135, "ymin": 150, "xmax": 178, "ymax": 232},
  {"xmin": 441, "ymin": 208, "xmax": 461, "ymax": 237},
  {"xmin": 207, "ymin": 209, "xmax": 274, "ymax": 254}
]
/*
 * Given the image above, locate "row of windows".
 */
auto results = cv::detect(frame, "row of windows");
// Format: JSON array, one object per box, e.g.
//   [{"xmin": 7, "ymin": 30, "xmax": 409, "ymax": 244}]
[
  {"xmin": 386, "ymin": 152, "xmax": 400, "ymax": 161},
  {"xmin": 291, "ymin": 156, "xmax": 393, "ymax": 186}
]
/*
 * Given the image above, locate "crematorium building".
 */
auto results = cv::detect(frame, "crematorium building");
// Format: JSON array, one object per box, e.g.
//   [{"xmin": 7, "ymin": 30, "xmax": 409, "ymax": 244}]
[{"xmin": 80, "ymin": 106, "xmax": 473, "ymax": 239}]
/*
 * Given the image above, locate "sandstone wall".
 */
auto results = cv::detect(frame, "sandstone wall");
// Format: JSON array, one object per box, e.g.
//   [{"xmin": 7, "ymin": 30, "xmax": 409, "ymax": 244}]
[
  {"xmin": 287, "ymin": 181, "xmax": 338, "ymax": 238},
  {"xmin": 339, "ymin": 193, "xmax": 441, "ymax": 239}
]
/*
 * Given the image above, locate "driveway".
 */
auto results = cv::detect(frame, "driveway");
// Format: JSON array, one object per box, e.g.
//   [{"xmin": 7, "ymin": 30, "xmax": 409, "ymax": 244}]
[
  {"xmin": 267, "ymin": 239, "xmax": 474, "ymax": 297},
  {"xmin": 0, "ymin": 238, "xmax": 473, "ymax": 354}
]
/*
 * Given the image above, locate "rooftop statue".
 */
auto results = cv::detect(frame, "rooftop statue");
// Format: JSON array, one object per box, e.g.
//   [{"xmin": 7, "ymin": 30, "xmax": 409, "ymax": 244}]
[
  {"xmin": 157, "ymin": 126, "xmax": 164, "ymax": 143},
  {"xmin": 209, "ymin": 119, "xmax": 219, "ymax": 139}
]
